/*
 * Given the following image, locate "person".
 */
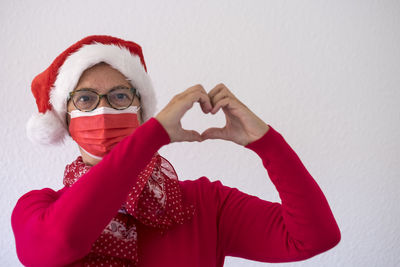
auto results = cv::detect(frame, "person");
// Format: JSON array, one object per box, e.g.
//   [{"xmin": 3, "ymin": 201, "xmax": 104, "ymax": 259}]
[{"xmin": 11, "ymin": 35, "xmax": 341, "ymax": 267}]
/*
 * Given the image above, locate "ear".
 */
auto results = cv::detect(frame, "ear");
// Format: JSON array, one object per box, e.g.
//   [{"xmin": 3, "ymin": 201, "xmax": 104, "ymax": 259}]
[{"xmin": 65, "ymin": 113, "xmax": 72, "ymax": 136}]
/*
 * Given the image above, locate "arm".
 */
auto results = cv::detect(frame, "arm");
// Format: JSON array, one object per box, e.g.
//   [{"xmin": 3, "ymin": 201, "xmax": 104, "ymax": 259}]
[
  {"xmin": 11, "ymin": 118, "xmax": 170, "ymax": 266},
  {"xmin": 217, "ymin": 125, "xmax": 341, "ymax": 262}
]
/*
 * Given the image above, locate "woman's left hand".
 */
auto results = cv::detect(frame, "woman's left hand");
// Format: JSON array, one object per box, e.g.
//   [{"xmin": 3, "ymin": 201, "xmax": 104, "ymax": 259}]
[{"xmin": 201, "ymin": 83, "xmax": 270, "ymax": 146}]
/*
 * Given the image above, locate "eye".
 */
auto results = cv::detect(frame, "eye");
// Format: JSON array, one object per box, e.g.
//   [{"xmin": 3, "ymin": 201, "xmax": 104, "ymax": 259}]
[
  {"xmin": 116, "ymin": 93, "xmax": 128, "ymax": 100},
  {"xmin": 109, "ymin": 88, "xmax": 133, "ymax": 107},
  {"xmin": 72, "ymin": 91, "xmax": 98, "ymax": 110},
  {"xmin": 78, "ymin": 95, "xmax": 91, "ymax": 102}
]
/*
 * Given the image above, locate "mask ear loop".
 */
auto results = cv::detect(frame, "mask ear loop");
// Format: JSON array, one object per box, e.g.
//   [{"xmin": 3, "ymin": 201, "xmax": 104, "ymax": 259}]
[{"xmin": 136, "ymin": 105, "xmax": 143, "ymax": 124}]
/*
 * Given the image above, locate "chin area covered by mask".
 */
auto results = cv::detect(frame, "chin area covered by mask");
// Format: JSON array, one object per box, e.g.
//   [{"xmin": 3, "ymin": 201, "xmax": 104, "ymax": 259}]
[{"xmin": 68, "ymin": 106, "xmax": 141, "ymax": 160}]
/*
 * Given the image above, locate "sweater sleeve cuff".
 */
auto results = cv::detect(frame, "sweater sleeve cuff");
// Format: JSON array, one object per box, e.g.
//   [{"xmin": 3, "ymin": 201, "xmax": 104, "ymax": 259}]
[
  {"xmin": 244, "ymin": 124, "xmax": 285, "ymax": 160},
  {"xmin": 143, "ymin": 117, "xmax": 171, "ymax": 147}
]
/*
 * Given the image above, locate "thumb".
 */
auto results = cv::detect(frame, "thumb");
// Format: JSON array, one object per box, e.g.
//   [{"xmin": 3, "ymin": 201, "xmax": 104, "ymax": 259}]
[
  {"xmin": 201, "ymin": 127, "xmax": 227, "ymax": 141},
  {"xmin": 181, "ymin": 129, "xmax": 202, "ymax": 142}
]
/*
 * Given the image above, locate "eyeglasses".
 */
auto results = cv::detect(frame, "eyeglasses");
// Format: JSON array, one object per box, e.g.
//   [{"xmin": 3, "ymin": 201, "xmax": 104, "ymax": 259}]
[{"xmin": 67, "ymin": 86, "xmax": 141, "ymax": 112}]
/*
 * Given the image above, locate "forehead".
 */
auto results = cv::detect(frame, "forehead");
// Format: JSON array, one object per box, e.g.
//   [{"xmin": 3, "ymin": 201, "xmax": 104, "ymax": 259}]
[{"xmin": 75, "ymin": 62, "xmax": 132, "ymax": 91}]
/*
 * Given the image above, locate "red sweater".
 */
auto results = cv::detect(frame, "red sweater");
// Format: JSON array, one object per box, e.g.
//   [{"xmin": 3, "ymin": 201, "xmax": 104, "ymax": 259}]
[{"xmin": 11, "ymin": 118, "xmax": 340, "ymax": 267}]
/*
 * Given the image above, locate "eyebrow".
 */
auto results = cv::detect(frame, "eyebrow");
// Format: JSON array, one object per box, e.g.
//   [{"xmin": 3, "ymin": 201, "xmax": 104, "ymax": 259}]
[{"xmin": 75, "ymin": 85, "xmax": 131, "ymax": 92}]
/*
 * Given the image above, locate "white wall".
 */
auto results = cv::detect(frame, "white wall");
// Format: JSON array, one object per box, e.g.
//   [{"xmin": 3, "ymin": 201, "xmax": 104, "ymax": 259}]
[{"xmin": 1, "ymin": 0, "xmax": 399, "ymax": 266}]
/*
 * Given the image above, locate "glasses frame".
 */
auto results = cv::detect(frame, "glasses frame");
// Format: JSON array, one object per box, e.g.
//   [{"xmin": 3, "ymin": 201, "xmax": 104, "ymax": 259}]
[{"xmin": 67, "ymin": 86, "xmax": 141, "ymax": 112}]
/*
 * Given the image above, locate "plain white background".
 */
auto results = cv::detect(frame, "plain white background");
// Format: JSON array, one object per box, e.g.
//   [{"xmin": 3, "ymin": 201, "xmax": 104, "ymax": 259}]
[{"xmin": 1, "ymin": 1, "xmax": 399, "ymax": 266}]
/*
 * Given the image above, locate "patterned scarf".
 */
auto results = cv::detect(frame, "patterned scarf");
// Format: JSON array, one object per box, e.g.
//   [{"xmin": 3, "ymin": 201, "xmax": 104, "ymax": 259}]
[{"xmin": 63, "ymin": 152, "xmax": 196, "ymax": 266}]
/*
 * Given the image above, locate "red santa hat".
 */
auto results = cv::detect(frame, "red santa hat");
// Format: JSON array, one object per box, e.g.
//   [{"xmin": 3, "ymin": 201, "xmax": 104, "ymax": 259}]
[{"xmin": 27, "ymin": 35, "xmax": 157, "ymax": 145}]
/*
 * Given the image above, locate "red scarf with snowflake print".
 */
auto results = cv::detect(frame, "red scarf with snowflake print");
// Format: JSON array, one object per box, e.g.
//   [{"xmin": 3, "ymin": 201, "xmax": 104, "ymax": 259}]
[{"xmin": 63, "ymin": 152, "xmax": 196, "ymax": 266}]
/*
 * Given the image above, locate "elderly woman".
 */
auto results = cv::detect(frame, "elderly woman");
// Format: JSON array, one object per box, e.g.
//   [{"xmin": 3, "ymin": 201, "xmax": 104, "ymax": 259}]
[{"xmin": 11, "ymin": 35, "xmax": 340, "ymax": 266}]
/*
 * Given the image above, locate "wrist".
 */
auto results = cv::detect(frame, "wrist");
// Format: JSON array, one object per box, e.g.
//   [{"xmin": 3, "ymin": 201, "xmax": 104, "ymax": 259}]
[
  {"xmin": 245, "ymin": 124, "xmax": 271, "ymax": 146},
  {"xmin": 154, "ymin": 116, "xmax": 172, "ymax": 143}
]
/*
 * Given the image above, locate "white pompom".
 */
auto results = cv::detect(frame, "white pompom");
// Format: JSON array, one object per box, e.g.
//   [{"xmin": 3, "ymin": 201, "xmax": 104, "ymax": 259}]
[{"xmin": 26, "ymin": 110, "xmax": 68, "ymax": 145}]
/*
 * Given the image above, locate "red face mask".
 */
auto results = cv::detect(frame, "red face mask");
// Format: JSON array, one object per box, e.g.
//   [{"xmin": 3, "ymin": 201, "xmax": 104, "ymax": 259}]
[{"xmin": 68, "ymin": 106, "xmax": 141, "ymax": 159}]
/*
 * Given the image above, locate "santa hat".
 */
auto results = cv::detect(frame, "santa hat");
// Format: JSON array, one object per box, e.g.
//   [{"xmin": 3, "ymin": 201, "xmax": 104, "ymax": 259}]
[{"xmin": 27, "ymin": 35, "xmax": 157, "ymax": 145}]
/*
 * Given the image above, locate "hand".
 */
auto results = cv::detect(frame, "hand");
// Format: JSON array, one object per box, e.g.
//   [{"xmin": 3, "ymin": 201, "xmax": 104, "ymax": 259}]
[
  {"xmin": 201, "ymin": 83, "xmax": 270, "ymax": 146},
  {"xmin": 155, "ymin": 84, "xmax": 213, "ymax": 143}
]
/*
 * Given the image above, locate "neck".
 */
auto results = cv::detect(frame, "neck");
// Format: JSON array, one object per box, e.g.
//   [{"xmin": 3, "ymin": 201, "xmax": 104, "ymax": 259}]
[{"xmin": 78, "ymin": 146, "xmax": 101, "ymax": 166}]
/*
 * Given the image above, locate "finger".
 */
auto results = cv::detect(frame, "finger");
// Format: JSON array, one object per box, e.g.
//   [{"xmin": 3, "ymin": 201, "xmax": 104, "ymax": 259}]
[
  {"xmin": 187, "ymin": 84, "xmax": 206, "ymax": 93},
  {"xmin": 182, "ymin": 84, "xmax": 207, "ymax": 101},
  {"xmin": 208, "ymin": 83, "xmax": 237, "ymax": 108},
  {"xmin": 186, "ymin": 89, "xmax": 212, "ymax": 113},
  {"xmin": 210, "ymin": 91, "xmax": 230, "ymax": 107},
  {"xmin": 172, "ymin": 90, "xmax": 209, "ymax": 119},
  {"xmin": 208, "ymin": 84, "xmax": 224, "ymax": 106},
  {"xmin": 192, "ymin": 85, "xmax": 213, "ymax": 113},
  {"xmin": 208, "ymin": 83, "xmax": 225, "ymax": 100},
  {"xmin": 210, "ymin": 97, "xmax": 231, "ymax": 114},
  {"xmin": 201, "ymin": 127, "xmax": 227, "ymax": 141}
]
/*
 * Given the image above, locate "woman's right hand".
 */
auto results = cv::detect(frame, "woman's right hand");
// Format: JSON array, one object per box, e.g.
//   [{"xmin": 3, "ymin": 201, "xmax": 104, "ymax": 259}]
[{"xmin": 155, "ymin": 84, "xmax": 213, "ymax": 143}]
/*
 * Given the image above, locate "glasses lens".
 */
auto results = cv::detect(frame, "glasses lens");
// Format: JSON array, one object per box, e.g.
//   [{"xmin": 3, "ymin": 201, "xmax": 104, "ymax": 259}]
[
  {"xmin": 108, "ymin": 88, "xmax": 134, "ymax": 109},
  {"xmin": 72, "ymin": 90, "xmax": 99, "ymax": 111}
]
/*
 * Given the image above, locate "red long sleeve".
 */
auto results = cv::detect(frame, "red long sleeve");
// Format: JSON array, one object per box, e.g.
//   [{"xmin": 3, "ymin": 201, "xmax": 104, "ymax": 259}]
[
  {"xmin": 11, "ymin": 118, "xmax": 170, "ymax": 266},
  {"xmin": 216, "ymin": 124, "xmax": 341, "ymax": 262}
]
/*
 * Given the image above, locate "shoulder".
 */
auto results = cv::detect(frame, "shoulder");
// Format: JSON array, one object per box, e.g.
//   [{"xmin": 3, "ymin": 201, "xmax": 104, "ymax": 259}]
[
  {"xmin": 179, "ymin": 176, "xmax": 227, "ymax": 193},
  {"xmin": 180, "ymin": 176, "xmax": 247, "ymax": 194},
  {"xmin": 179, "ymin": 177, "xmax": 242, "ymax": 207},
  {"xmin": 179, "ymin": 176, "xmax": 269, "ymax": 208}
]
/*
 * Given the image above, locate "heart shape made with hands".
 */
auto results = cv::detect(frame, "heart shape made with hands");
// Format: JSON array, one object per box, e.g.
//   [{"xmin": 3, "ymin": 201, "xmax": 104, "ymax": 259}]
[
  {"xmin": 179, "ymin": 94, "xmax": 256, "ymax": 146},
  {"xmin": 180, "ymin": 102, "xmax": 226, "ymax": 139},
  {"xmin": 155, "ymin": 83, "xmax": 270, "ymax": 146}
]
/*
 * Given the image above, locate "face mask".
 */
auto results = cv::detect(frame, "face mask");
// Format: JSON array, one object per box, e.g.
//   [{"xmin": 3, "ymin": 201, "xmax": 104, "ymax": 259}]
[{"xmin": 68, "ymin": 106, "xmax": 141, "ymax": 160}]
